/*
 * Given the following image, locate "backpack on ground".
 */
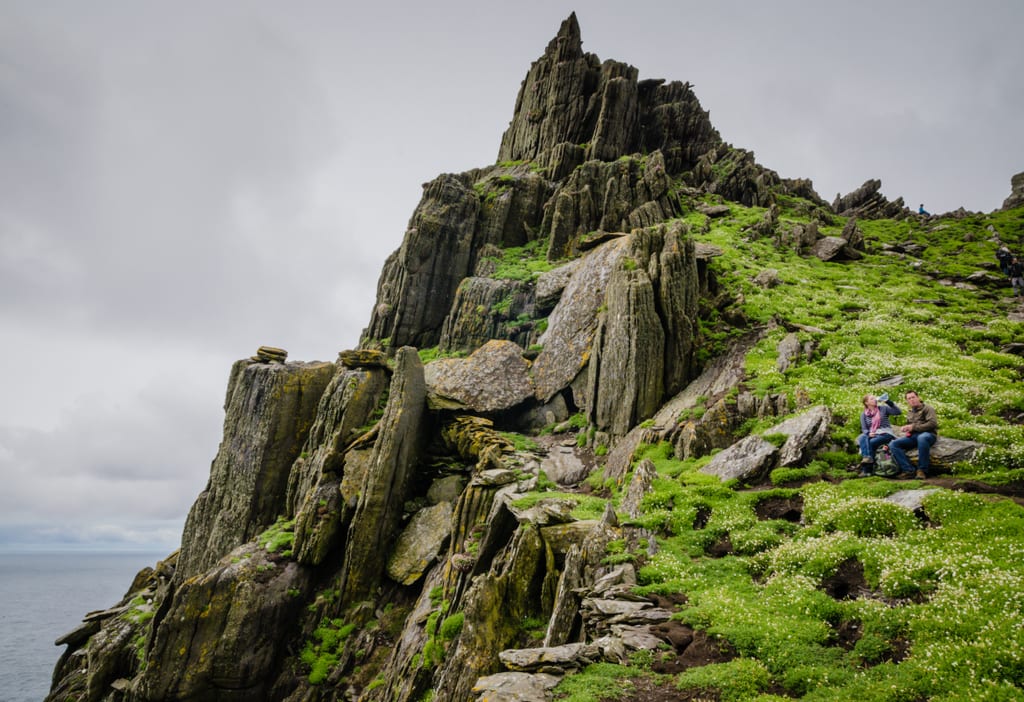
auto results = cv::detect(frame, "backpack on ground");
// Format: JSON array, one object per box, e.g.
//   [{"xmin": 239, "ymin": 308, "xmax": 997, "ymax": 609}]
[{"xmin": 874, "ymin": 445, "xmax": 900, "ymax": 477}]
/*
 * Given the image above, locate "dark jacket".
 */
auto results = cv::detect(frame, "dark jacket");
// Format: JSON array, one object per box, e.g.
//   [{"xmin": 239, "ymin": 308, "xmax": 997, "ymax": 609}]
[{"xmin": 906, "ymin": 403, "xmax": 938, "ymax": 434}]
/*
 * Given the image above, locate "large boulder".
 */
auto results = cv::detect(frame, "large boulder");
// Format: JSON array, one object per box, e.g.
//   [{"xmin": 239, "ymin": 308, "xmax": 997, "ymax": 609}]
[
  {"xmin": 532, "ymin": 237, "xmax": 628, "ymax": 403},
  {"xmin": 772, "ymin": 405, "xmax": 833, "ymax": 466},
  {"xmin": 472, "ymin": 672, "xmax": 561, "ymax": 702},
  {"xmin": 700, "ymin": 435, "xmax": 778, "ymax": 483},
  {"xmin": 387, "ymin": 501, "xmax": 454, "ymax": 586},
  {"xmin": 424, "ymin": 340, "xmax": 535, "ymax": 412}
]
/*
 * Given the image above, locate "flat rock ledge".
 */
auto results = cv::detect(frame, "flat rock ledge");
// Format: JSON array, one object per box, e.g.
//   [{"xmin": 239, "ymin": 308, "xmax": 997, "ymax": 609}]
[{"xmin": 472, "ymin": 672, "xmax": 561, "ymax": 702}]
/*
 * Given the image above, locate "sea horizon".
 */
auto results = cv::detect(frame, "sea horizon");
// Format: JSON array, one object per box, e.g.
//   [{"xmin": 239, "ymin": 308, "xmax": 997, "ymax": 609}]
[{"xmin": 0, "ymin": 550, "xmax": 168, "ymax": 702}]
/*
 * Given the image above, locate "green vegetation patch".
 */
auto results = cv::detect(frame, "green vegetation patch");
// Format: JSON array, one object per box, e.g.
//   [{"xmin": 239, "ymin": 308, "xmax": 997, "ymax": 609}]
[
  {"xmin": 482, "ymin": 238, "xmax": 561, "ymax": 281},
  {"xmin": 301, "ymin": 618, "xmax": 356, "ymax": 685},
  {"xmin": 258, "ymin": 517, "xmax": 295, "ymax": 557}
]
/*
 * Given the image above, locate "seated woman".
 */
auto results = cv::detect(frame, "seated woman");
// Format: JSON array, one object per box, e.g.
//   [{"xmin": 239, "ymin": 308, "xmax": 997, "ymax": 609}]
[{"xmin": 857, "ymin": 393, "xmax": 902, "ymax": 476}]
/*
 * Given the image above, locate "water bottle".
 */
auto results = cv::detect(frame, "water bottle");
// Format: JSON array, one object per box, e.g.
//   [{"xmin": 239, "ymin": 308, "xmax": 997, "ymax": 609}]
[{"xmin": 878, "ymin": 393, "xmax": 889, "ymax": 403}]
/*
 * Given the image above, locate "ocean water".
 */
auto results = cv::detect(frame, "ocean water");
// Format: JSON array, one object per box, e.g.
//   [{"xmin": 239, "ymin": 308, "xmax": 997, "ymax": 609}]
[{"xmin": 0, "ymin": 552, "xmax": 165, "ymax": 702}]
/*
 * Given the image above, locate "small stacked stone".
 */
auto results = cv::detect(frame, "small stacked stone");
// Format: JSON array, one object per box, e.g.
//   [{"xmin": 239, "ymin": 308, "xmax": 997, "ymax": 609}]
[
  {"xmin": 251, "ymin": 346, "xmax": 288, "ymax": 364},
  {"xmin": 337, "ymin": 349, "xmax": 389, "ymax": 369}
]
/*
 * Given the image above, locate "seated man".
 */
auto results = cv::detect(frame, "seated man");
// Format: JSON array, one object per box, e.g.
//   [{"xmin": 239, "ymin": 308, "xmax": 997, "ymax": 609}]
[{"xmin": 888, "ymin": 390, "xmax": 938, "ymax": 479}]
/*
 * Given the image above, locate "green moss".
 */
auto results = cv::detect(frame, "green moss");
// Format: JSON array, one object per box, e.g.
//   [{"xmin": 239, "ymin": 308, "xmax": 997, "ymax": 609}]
[
  {"xmin": 258, "ymin": 517, "xmax": 295, "ymax": 556},
  {"xmin": 300, "ymin": 618, "xmax": 357, "ymax": 685},
  {"xmin": 482, "ymin": 238, "xmax": 560, "ymax": 281}
]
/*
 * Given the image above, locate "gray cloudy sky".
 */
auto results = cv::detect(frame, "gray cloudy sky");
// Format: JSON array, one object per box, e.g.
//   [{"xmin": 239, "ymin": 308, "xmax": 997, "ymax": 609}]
[{"xmin": 2, "ymin": 0, "xmax": 1021, "ymax": 551}]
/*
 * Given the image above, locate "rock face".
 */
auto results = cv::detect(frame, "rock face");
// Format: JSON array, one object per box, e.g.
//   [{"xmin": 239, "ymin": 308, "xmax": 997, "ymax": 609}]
[
  {"xmin": 363, "ymin": 173, "xmax": 481, "ymax": 349},
  {"xmin": 176, "ymin": 359, "xmax": 335, "ymax": 583},
  {"xmin": 338, "ymin": 347, "xmax": 428, "ymax": 605},
  {"xmin": 1001, "ymin": 171, "xmax": 1024, "ymax": 211}
]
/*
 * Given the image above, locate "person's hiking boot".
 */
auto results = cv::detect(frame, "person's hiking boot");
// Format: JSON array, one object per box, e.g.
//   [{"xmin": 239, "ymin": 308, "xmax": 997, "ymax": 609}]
[
  {"xmin": 915, "ymin": 469, "xmax": 928, "ymax": 480},
  {"xmin": 894, "ymin": 471, "xmax": 914, "ymax": 480}
]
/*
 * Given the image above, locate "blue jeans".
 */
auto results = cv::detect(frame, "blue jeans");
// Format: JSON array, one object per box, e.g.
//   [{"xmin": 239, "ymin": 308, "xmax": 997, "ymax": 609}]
[
  {"xmin": 889, "ymin": 432, "xmax": 937, "ymax": 474},
  {"xmin": 858, "ymin": 432, "xmax": 894, "ymax": 460}
]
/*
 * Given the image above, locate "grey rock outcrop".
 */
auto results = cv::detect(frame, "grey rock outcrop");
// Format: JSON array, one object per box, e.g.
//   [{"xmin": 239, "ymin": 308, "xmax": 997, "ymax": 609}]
[
  {"xmin": 832, "ymin": 179, "xmax": 907, "ymax": 220},
  {"xmin": 176, "ymin": 359, "xmax": 334, "ymax": 583},
  {"xmin": 339, "ymin": 347, "xmax": 428, "ymax": 605},
  {"xmin": 907, "ymin": 436, "xmax": 984, "ymax": 466},
  {"xmin": 497, "ymin": 13, "xmax": 720, "ymax": 179},
  {"xmin": 700, "ymin": 406, "xmax": 832, "ymax": 482},
  {"xmin": 540, "ymin": 444, "xmax": 592, "ymax": 486},
  {"xmin": 812, "ymin": 235, "xmax": 863, "ymax": 261},
  {"xmin": 140, "ymin": 543, "xmax": 312, "ymax": 701},
  {"xmin": 700, "ymin": 434, "xmax": 779, "ymax": 482},
  {"xmin": 363, "ymin": 174, "xmax": 480, "ymax": 349},
  {"xmin": 1001, "ymin": 171, "xmax": 1024, "ymax": 211}
]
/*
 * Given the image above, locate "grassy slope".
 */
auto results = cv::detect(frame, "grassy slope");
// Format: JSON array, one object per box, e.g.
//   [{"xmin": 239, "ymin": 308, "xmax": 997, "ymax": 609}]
[{"xmin": 546, "ymin": 199, "xmax": 1024, "ymax": 700}]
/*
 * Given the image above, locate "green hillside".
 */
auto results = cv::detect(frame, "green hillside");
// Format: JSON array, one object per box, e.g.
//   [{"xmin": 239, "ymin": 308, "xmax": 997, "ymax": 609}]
[{"xmin": 541, "ymin": 199, "xmax": 1024, "ymax": 701}]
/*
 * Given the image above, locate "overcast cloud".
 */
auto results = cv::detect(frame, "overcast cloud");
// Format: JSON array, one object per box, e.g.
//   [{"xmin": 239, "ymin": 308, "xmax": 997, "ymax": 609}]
[{"xmin": 1, "ymin": 0, "xmax": 1021, "ymax": 551}]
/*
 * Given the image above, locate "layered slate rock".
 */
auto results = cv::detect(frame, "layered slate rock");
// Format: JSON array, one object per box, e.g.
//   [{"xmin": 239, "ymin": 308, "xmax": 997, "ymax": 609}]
[
  {"xmin": 424, "ymin": 340, "xmax": 535, "ymax": 412},
  {"xmin": 438, "ymin": 277, "xmax": 536, "ymax": 353},
  {"xmin": 588, "ymin": 266, "xmax": 665, "ymax": 435},
  {"xmin": 832, "ymin": 179, "xmax": 907, "ymax": 220},
  {"xmin": 386, "ymin": 501, "xmax": 454, "ymax": 586},
  {"xmin": 542, "ymin": 151, "xmax": 680, "ymax": 258},
  {"xmin": 363, "ymin": 174, "xmax": 480, "ymax": 349},
  {"xmin": 175, "ymin": 359, "xmax": 334, "ymax": 582},
  {"xmin": 532, "ymin": 237, "xmax": 628, "ymax": 402},
  {"xmin": 497, "ymin": 14, "xmax": 720, "ymax": 179},
  {"xmin": 338, "ymin": 347, "xmax": 428, "ymax": 605},
  {"xmin": 139, "ymin": 543, "xmax": 312, "ymax": 701},
  {"xmin": 586, "ymin": 221, "xmax": 700, "ymax": 435}
]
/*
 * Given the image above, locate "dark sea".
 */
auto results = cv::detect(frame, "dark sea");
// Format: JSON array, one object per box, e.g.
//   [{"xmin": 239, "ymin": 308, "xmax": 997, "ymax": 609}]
[{"xmin": 0, "ymin": 551, "xmax": 165, "ymax": 702}]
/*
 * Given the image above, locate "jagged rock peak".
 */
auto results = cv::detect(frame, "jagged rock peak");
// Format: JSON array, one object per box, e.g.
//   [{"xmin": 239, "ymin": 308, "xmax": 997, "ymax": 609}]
[
  {"xmin": 497, "ymin": 13, "xmax": 721, "ymax": 176},
  {"xmin": 832, "ymin": 179, "xmax": 908, "ymax": 220},
  {"xmin": 546, "ymin": 11, "xmax": 583, "ymax": 61}
]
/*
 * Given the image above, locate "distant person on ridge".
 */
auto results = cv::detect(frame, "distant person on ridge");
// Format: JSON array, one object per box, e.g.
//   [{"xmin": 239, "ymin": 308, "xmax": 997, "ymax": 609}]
[
  {"xmin": 856, "ymin": 393, "xmax": 902, "ymax": 477},
  {"xmin": 918, "ymin": 203, "xmax": 930, "ymax": 216},
  {"xmin": 888, "ymin": 390, "xmax": 938, "ymax": 479},
  {"xmin": 1009, "ymin": 257, "xmax": 1024, "ymax": 298}
]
